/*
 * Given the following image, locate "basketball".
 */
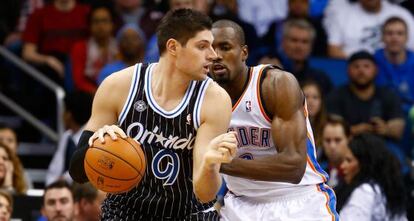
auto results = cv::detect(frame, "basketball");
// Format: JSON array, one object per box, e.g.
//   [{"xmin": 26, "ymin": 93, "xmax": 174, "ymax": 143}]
[{"xmin": 84, "ymin": 135, "xmax": 146, "ymax": 193}]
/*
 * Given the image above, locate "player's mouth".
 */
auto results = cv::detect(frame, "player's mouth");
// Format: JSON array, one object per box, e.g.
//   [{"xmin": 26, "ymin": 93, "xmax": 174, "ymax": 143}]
[{"xmin": 211, "ymin": 63, "xmax": 227, "ymax": 75}]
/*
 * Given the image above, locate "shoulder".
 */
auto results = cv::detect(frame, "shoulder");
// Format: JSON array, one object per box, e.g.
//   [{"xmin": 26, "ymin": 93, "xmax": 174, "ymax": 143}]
[{"xmin": 98, "ymin": 65, "xmax": 136, "ymax": 96}]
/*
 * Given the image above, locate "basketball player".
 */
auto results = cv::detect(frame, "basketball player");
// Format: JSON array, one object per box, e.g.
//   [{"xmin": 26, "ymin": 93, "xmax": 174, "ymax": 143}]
[
  {"xmin": 69, "ymin": 9, "xmax": 237, "ymax": 220},
  {"xmin": 210, "ymin": 20, "xmax": 339, "ymax": 220}
]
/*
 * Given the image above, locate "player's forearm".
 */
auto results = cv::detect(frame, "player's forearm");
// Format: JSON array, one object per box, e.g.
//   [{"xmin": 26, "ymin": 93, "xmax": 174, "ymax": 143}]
[
  {"xmin": 69, "ymin": 130, "xmax": 93, "ymax": 183},
  {"xmin": 193, "ymin": 164, "xmax": 222, "ymax": 203},
  {"xmin": 220, "ymin": 152, "xmax": 306, "ymax": 183}
]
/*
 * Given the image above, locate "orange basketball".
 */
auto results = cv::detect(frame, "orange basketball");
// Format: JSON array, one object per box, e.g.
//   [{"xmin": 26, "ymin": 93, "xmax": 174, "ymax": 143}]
[{"xmin": 84, "ymin": 135, "xmax": 146, "ymax": 193}]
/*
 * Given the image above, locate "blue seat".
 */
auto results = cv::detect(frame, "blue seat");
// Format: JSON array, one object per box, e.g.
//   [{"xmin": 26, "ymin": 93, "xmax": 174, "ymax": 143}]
[{"xmin": 309, "ymin": 57, "xmax": 348, "ymax": 87}]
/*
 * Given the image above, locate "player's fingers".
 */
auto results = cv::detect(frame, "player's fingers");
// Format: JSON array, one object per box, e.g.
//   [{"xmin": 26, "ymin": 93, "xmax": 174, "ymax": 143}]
[
  {"xmin": 217, "ymin": 147, "xmax": 233, "ymax": 162},
  {"xmin": 88, "ymin": 133, "xmax": 97, "ymax": 146},
  {"xmin": 97, "ymin": 128, "xmax": 106, "ymax": 143},
  {"xmin": 219, "ymin": 142, "xmax": 237, "ymax": 157},
  {"xmin": 112, "ymin": 126, "xmax": 127, "ymax": 138}
]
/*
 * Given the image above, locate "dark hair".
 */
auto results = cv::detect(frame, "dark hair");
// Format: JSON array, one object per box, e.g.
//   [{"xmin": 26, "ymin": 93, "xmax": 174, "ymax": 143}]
[
  {"xmin": 157, "ymin": 8, "xmax": 212, "ymax": 55},
  {"xmin": 87, "ymin": 3, "xmax": 115, "ymax": 26},
  {"xmin": 64, "ymin": 91, "xmax": 93, "ymax": 125},
  {"xmin": 72, "ymin": 182, "xmax": 99, "ymax": 203},
  {"xmin": 323, "ymin": 114, "xmax": 351, "ymax": 138},
  {"xmin": 336, "ymin": 134, "xmax": 406, "ymax": 217},
  {"xmin": 43, "ymin": 180, "xmax": 74, "ymax": 204},
  {"xmin": 0, "ymin": 141, "xmax": 27, "ymax": 194},
  {"xmin": 212, "ymin": 19, "xmax": 246, "ymax": 45},
  {"xmin": 382, "ymin": 16, "xmax": 408, "ymax": 34},
  {"xmin": 347, "ymin": 50, "xmax": 376, "ymax": 65}
]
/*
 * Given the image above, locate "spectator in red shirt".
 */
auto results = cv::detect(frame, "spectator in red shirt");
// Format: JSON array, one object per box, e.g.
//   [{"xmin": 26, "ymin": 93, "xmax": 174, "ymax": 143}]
[
  {"xmin": 22, "ymin": 0, "xmax": 89, "ymax": 84},
  {"xmin": 71, "ymin": 5, "xmax": 117, "ymax": 94}
]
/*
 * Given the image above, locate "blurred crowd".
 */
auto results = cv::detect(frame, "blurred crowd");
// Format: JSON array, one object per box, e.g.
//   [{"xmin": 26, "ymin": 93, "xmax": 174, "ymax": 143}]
[{"xmin": 0, "ymin": 0, "xmax": 413, "ymax": 220}]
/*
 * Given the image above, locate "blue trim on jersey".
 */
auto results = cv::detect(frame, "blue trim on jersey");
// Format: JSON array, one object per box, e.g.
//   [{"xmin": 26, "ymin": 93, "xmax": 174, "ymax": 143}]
[
  {"xmin": 145, "ymin": 64, "xmax": 196, "ymax": 118},
  {"xmin": 118, "ymin": 63, "xmax": 141, "ymax": 124},
  {"xmin": 194, "ymin": 79, "xmax": 210, "ymax": 129},
  {"xmin": 307, "ymin": 139, "xmax": 329, "ymax": 180},
  {"xmin": 319, "ymin": 183, "xmax": 340, "ymax": 221}
]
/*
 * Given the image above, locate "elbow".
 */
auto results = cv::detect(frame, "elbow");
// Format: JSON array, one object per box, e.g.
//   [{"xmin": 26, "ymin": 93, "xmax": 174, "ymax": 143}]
[{"xmin": 285, "ymin": 156, "xmax": 307, "ymax": 184}]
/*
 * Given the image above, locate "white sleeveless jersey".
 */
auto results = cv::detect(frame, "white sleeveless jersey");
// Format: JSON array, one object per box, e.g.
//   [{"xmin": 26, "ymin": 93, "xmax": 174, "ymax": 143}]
[{"xmin": 222, "ymin": 64, "xmax": 329, "ymax": 199}]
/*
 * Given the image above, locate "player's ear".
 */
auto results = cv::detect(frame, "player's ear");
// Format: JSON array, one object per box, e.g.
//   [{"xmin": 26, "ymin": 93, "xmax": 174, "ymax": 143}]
[
  {"xmin": 166, "ymin": 38, "xmax": 179, "ymax": 56},
  {"xmin": 241, "ymin": 45, "xmax": 248, "ymax": 62}
]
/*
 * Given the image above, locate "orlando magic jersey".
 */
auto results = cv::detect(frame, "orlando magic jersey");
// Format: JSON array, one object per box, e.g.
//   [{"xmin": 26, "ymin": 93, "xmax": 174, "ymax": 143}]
[
  {"xmin": 222, "ymin": 64, "xmax": 329, "ymax": 199},
  {"xmin": 101, "ymin": 63, "xmax": 218, "ymax": 220}
]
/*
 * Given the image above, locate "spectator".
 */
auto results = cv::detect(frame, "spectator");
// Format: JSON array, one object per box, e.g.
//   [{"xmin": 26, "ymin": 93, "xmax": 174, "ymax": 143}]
[
  {"xmin": 97, "ymin": 24, "xmax": 146, "ymax": 84},
  {"xmin": 0, "ymin": 124, "xmax": 17, "ymax": 154},
  {"xmin": 22, "ymin": 0, "xmax": 89, "ymax": 83},
  {"xmin": 46, "ymin": 92, "xmax": 93, "ymax": 185},
  {"xmin": 0, "ymin": 142, "xmax": 27, "ymax": 194},
  {"xmin": 320, "ymin": 115, "xmax": 351, "ymax": 187},
  {"xmin": 0, "ymin": 124, "xmax": 33, "ymax": 189},
  {"xmin": 71, "ymin": 5, "xmax": 118, "ymax": 94},
  {"xmin": 41, "ymin": 180, "xmax": 75, "ymax": 221},
  {"xmin": 278, "ymin": 19, "xmax": 332, "ymax": 94},
  {"xmin": 336, "ymin": 134, "xmax": 407, "ymax": 220},
  {"xmin": 0, "ymin": 190, "xmax": 13, "ymax": 221},
  {"xmin": 302, "ymin": 80, "xmax": 327, "ymax": 149},
  {"xmin": 326, "ymin": 51, "xmax": 405, "ymax": 139},
  {"xmin": 375, "ymin": 16, "xmax": 414, "ymax": 113},
  {"xmin": 73, "ymin": 183, "xmax": 106, "ymax": 221},
  {"xmin": 263, "ymin": 0, "xmax": 328, "ymax": 57},
  {"xmin": 324, "ymin": 0, "xmax": 414, "ymax": 59}
]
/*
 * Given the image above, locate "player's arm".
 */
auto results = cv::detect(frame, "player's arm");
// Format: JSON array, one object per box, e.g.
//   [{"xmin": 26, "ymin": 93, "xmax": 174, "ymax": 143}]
[
  {"xmin": 220, "ymin": 69, "xmax": 308, "ymax": 183},
  {"xmin": 193, "ymin": 82, "xmax": 237, "ymax": 203},
  {"xmin": 69, "ymin": 70, "xmax": 129, "ymax": 183}
]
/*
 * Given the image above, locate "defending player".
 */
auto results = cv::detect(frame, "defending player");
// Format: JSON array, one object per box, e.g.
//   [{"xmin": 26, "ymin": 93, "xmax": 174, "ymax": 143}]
[{"xmin": 210, "ymin": 20, "xmax": 339, "ymax": 220}]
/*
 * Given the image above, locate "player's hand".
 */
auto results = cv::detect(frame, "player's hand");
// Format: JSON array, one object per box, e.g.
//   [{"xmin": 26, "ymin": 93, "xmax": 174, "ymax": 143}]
[
  {"xmin": 203, "ymin": 132, "xmax": 237, "ymax": 169},
  {"xmin": 89, "ymin": 125, "xmax": 127, "ymax": 145}
]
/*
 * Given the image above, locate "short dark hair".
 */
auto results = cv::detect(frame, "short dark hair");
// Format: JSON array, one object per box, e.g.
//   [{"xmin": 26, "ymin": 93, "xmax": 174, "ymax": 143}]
[
  {"xmin": 382, "ymin": 16, "xmax": 408, "ymax": 34},
  {"xmin": 157, "ymin": 8, "xmax": 212, "ymax": 55},
  {"xmin": 212, "ymin": 19, "xmax": 246, "ymax": 45},
  {"xmin": 64, "ymin": 91, "xmax": 93, "ymax": 125},
  {"xmin": 72, "ymin": 182, "xmax": 99, "ymax": 203},
  {"xmin": 347, "ymin": 50, "xmax": 376, "ymax": 65},
  {"xmin": 43, "ymin": 180, "xmax": 74, "ymax": 204},
  {"xmin": 323, "ymin": 114, "xmax": 351, "ymax": 137}
]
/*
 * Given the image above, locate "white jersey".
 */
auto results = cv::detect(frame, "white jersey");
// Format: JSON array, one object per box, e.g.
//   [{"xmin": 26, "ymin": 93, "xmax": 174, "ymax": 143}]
[{"xmin": 222, "ymin": 64, "xmax": 329, "ymax": 199}]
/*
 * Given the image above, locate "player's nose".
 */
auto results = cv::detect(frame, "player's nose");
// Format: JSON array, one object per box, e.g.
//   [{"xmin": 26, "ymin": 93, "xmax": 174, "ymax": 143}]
[{"xmin": 207, "ymin": 45, "xmax": 218, "ymax": 61}]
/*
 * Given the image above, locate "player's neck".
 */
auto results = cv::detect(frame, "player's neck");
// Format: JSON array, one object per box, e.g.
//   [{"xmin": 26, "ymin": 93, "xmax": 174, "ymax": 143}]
[
  {"xmin": 150, "ymin": 59, "xmax": 192, "ymax": 110},
  {"xmin": 227, "ymin": 65, "xmax": 249, "ymax": 102}
]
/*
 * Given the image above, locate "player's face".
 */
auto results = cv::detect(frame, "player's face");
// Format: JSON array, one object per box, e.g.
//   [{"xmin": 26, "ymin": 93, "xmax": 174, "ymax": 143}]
[
  {"xmin": 0, "ymin": 130, "xmax": 17, "ymax": 154},
  {"xmin": 322, "ymin": 124, "xmax": 348, "ymax": 165},
  {"xmin": 282, "ymin": 26, "xmax": 312, "ymax": 62},
  {"xmin": 303, "ymin": 84, "xmax": 321, "ymax": 118},
  {"xmin": 340, "ymin": 148, "xmax": 360, "ymax": 184},
  {"xmin": 0, "ymin": 195, "xmax": 11, "ymax": 221},
  {"xmin": 210, "ymin": 27, "xmax": 247, "ymax": 84},
  {"xmin": 383, "ymin": 22, "xmax": 407, "ymax": 54},
  {"xmin": 175, "ymin": 29, "xmax": 216, "ymax": 80},
  {"xmin": 348, "ymin": 59, "xmax": 377, "ymax": 89},
  {"xmin": 42, "ymin": 188, "xmax": 75, "ymax": 221}
]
